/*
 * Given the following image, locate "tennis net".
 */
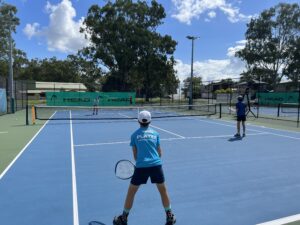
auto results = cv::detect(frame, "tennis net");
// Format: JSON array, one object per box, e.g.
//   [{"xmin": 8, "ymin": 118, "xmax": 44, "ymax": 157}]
[
  {"xmin": 279, "ymin": 103, "xmax": 300, "ymax": 114},
  {"xmin": 33, "ymin": 104, "xmax": 217, "ymax": 121}
]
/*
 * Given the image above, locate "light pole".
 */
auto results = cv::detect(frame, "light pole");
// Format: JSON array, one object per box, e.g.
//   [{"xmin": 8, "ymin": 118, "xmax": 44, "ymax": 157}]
[
  {"xmin": 186, "ymin": 36, "xmax": 199, "ymax": 107},
  {"xmin": 8, "ymin": 25, "xmax": 15, "ymax": 113}
]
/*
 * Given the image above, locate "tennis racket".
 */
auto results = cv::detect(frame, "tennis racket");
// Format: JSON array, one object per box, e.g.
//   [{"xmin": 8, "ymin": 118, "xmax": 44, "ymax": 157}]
[
  {"xmin": 115, "ymin": 160, "xmax": 135, "ymax": 180},
  {"xmin": 89, "ymin": 221, "xmax": 106, "ymax": 225}
]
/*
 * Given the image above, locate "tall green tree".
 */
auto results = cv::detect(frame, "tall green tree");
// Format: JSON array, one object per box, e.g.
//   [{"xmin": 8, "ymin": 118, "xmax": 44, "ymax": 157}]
[
  {"xmin": 284, "ymin": 38, "xmax": 300, "ymax": 88},
  {"xmin": 18, "ymin": 57, "xmax": 81, "ymax": 83},
  {"xmin": 67, "ymin": 54, "xmax": 103, "ymax": 91},
  {"xmin": 0, "ymin": 1, "xmax": 19, "ymax": 60},
  {"xmin": 80, "ymin": 0, "xmax": 178, "ymax": 98},
  {"xmin": 182, "ymin": 76, "xmax": 202, "ymax": 99},
  {"xmin": 0, "ymin": 1, "xmax": 29, "ymax": 82},
  {"xmin": 236, "ymin": 3, "xmax": 300, "ymax": 89}
]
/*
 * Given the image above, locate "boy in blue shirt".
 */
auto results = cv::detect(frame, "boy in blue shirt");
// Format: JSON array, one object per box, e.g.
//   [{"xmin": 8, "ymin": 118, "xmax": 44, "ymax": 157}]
[
  {"xmin": 235, "ymin": 95, "xmax": 247, "ymax": 137},
  {"xmin": 113, "ymin": 110, "xmax": 176, "ymax": 225}
]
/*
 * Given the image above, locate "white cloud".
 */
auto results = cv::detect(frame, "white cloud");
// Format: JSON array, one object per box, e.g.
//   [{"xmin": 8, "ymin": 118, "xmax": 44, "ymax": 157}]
[
  {"xmin": 226, "ymin": 39, "xmax": 246, "ymax": 57},
  {"xmin": 171, "ymin": 0, "xmax": 253, "ymax": 24},
  {"xmin": 23, "ymin": 0, "xmax": 89, "ymax": 54},
  {"xmin": 208, "ymin": 11, "xmax": 217, "ymax": 18},
  {"xmin": 23, "ymin": 23, "xmax": 40, "ymax": 40},
  {"xmin": 175, "ymin": 40, "xmax": 246, "ymax": 82}
]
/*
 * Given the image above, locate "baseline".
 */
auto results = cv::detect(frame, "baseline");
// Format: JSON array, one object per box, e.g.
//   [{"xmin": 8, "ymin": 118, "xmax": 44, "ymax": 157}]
[{"xmin": 256, "ymin": 214, "xmax": 300, "ymax": 225}]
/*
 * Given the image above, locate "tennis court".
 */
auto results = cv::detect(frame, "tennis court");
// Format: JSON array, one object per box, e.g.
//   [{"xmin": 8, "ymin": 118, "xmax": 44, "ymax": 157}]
[{"xmin": 1, "ymin": 107, "xmax": 300, "ymax": 225}]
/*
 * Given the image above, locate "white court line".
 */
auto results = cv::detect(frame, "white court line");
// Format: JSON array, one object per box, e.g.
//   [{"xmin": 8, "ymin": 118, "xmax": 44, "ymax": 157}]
[
  {"xmin": 0, "ymin": 131, "xmax": 8, "ymax": 134},
  {"xmin": 118, "ymin": 112, "xmax": 186, "ymax": 139},
  {"xmin": 256, "ymin": 214, "xmax": 300, "ymax": 225},
  {"xmin": 196, "ymin": 117, "xmax": 300, "ymax": 140},
  {"xmin": 150, "ymin": 124, "xmax": 185, "ymax": 139},
  {"xmin": 211, "ymin": 117, "xmax": 300, "ymax": 135},
  {"xmin": 74, "ymin": 133, "xmax": 269, "ymax": 148},
  {"xmin": 195, "ymin": 117, "xmax": 264, "ymax": 133},
  {"xmin": 69, "ymin": 111, "xmax": 79, "ymax": 225},
  {"xmin": 0, "ymin": 112, "xmax": 56, "ymax": 180},
  {"xmin": 186, "ymin": 132, "xmax": 269, "ymax": 139},
  {"xmin": 75, "ymin": 140, "xmax": 130, "ymax": 147},
  {"xmin": 267, "ymin": 132, "xmax": 300, "ymax": 140}
]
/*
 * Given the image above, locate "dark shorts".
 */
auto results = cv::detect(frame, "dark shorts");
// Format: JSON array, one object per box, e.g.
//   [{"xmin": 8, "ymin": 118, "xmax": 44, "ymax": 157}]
[
  {"xmin": 130, "ymin": 165, "xmax": 165, "ymax": 186},
  {"xmin": 237, "ymin": 115, "xmax": 246, "ymax": 121}
]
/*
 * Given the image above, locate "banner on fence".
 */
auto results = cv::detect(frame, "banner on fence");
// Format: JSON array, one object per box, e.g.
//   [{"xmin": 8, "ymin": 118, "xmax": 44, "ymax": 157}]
[
  {"xmin": 0, "ymin": 88, "xmax": 7, "ymax": 115},
  {"xmin": 46, "ymin": 92, "xmax": 136, "ymax": 106},
  {"xmin": 257, "ymin": 92, "xmax": 299, "ymax": 105}
]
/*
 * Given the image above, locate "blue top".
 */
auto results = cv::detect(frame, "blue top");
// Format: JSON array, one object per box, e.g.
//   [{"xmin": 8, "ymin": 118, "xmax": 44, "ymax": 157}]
[
  {"xmin": 236, "ymin": 101, "xmax": 246, "ymax": 116},
  {"xmin": 130, "ymin": 126, "xmax": 162, "ymax": 168}
]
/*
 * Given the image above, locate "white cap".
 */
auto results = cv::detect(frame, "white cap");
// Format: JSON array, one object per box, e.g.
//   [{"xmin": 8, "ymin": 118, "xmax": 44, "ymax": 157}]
[{"xmin": 138, "ymin": 110, "xmax": 151, "ymax": 123}]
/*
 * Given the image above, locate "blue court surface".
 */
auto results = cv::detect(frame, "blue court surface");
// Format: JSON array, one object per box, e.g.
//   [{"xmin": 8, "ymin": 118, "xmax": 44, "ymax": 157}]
[{"xmin": 1, "ymin": 114, "xmax": 300, "ymax": 225}]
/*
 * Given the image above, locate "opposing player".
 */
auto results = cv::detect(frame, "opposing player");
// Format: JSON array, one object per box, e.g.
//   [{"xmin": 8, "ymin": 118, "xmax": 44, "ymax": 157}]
[
  {"xmin": 93, "ymin": 96, "xmax": 100, "ymax": 115},
  {"xmin": 113, "ymin": 110, "xmax": 176, "ymax": 225},
  {"xmin": 235, "ymin": 95, "xmax": 247, "ymax": 137}
]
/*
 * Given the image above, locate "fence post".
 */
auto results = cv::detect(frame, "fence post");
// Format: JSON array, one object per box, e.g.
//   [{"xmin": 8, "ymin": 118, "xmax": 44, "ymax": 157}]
[
  {"xmin": 26, "ymin": 82, "xmax": 29, "ymax": 125},
  {"xmin": 297, "ymin": 79, "xmax": 300, "ymax": 128}
]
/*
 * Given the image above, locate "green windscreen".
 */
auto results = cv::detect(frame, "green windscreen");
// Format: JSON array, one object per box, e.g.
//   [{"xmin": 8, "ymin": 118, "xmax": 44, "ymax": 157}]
[
  {"xmin": 257, "ymin": 92, "xmax": 299, "ymax": 105},
  {"xmin": 46, "ymin": 92, "xmax": 136, "ymax": 106}
]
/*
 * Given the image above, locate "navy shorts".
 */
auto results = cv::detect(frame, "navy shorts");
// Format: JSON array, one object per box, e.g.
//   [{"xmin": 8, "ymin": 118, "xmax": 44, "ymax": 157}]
[
  {"xmin": 237, "ymin": 115, "xmax": 246, "ymax": 121},
  {"xmin": 131, "ymin": 165, "xmax": 165, "ymax": 186}
]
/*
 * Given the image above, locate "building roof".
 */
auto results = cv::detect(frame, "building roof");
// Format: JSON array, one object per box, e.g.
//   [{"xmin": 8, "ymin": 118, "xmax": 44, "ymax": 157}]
[{"xmin": 35, "ymin": 81, "xmax": 87, "ymax": 90}]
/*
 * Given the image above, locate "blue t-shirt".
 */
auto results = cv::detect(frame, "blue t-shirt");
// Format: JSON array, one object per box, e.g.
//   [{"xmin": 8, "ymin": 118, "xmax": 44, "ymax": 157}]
[
  {"xmin": 130, "ymin": 126, "xmax": 162, "ymax": 168},
  {"xmin": 236, "ymin": 101, "xmax": 246, "ymax": 116}
]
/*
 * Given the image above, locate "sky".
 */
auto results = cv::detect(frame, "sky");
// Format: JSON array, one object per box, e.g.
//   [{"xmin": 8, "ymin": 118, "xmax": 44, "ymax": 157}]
[{"xmin": 5, "ymin": 0, "xmax": 299, "ymax": 82}]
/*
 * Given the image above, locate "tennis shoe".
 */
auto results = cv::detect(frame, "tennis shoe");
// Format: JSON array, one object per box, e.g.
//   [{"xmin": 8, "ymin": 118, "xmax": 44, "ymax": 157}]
[
  {"xmin": 242, "ymin": 133, "xmax": 246, "ymax": 137},
  {"xmin": 234, "ymin": 133, "xmax": 241, "ymax": 138},
  {"xmin": 166, "ymin": 211, "xmax": 176, "ymax": 225},
  {"xmin": 113, "ymin": 215, "xmax": 127, "ymax": 225}
]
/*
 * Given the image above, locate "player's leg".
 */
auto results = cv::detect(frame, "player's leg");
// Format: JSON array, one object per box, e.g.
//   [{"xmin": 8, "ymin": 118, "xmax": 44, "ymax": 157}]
[
  {"xmin": 151, "ymin": 165, "xmax": 176, "ymax": 225},
  {"xmin": 156, "ymin": 183, "xmax": 176, "ymax": 225},
  {"xmin": 235, "ymin": 119, "xmax": 241, "ymax": 137},
  {"xmin": 242, "ymin": 118, "xmax": 246, "ymax": 137},
  {"xmin": 113, "ymin": 184, "xmax": 139, "ymax": 225},
  {"xmin": 156, "ymin": 183, "xmax": 171, "ymax": 208},
  {"xmin": 114, "ymin": 168, "xmax": 147, "ymax": 225},
  {"xmin": 124, "ymin": 184, "xmax": 139, "ymax": 212}
]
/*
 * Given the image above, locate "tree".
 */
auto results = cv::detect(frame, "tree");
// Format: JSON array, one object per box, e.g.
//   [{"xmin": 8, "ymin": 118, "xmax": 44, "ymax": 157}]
[
  {"xmin": 67, "ymin": 54, "xmax": 103, "ymax": 91},
  {"xmin": 81, "ymin": 0, "xmax": 178, "ymax": 99},
  {"xmin": 0, "ymin": 1, "xmax": 28, "ymax": 82},
  {"xmin": 236, "ymin": 3, "xmax": 300, "ymax": 89},
  {"xmin": 284, "ymin": 38, "xmax": 300, "ymax": 88},
  {"xmin": 0, "ymin": 1, "xmax": 19, "ymax": 60},
  {"xmin": 18, "ymin": 57, "xmax": 81, "ymax": 83},
  {"xmin": 182, "ymin": 76, "xmax": 202, "ymax": 99}
]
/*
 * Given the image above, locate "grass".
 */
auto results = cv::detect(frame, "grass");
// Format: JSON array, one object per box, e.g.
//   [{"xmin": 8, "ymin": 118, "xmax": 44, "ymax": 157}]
[{"xmin": 0, "ymin": 110, "xmax": 45, "ymax": 175}]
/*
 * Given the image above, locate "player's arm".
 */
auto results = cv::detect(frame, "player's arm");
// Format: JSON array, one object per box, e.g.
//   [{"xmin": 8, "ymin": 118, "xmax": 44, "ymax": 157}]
[
  {"xmin": 235, "ymin": 103, "xmax": 239, "ymax": 114},
  {"xmin": 157, "ymin": 145, "xmax": 162, "ymax": 158},
  {"xmin": 132, "ymin": 146, "xmax": 137, "ymax": 161},
  {"xmin": 244, "ymin": 103, "xmax": 248, "ymax": 113}
]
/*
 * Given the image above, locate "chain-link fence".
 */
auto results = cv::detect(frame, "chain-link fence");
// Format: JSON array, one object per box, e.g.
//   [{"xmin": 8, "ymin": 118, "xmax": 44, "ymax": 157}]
[
  {"xmin": 0, "ymin": 77, "xmax": 31, "ymax": 115},
  {"xmin": 0, "ymin": 77, "xmax": 299, "ymax": 127},
  {"xmin": 185, "ymin": 77, "xmax": 300, "ymax": 127}
]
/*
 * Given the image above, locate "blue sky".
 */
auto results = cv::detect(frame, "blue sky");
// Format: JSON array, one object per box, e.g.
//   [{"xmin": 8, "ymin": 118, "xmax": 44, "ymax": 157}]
[{"xmin": 5, "ymin": 0, "xmax": 299, "ymax": 82}]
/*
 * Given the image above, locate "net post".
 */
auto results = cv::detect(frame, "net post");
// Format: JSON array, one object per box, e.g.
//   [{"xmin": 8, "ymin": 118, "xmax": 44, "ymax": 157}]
[
  {"xmin": 277, "ymin": 103, "xmax": 280, "ymax": 117},
  {"xmin": 219, "ymin": 103, "xmax": 222, "ymax": 118},
  {"xmin": 26, "ymin": 104, "xmax": 29, "ymax": 125},
  {"xmin": 31, "ymin": 105, "xmax": 36, "ymax": 125}
]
